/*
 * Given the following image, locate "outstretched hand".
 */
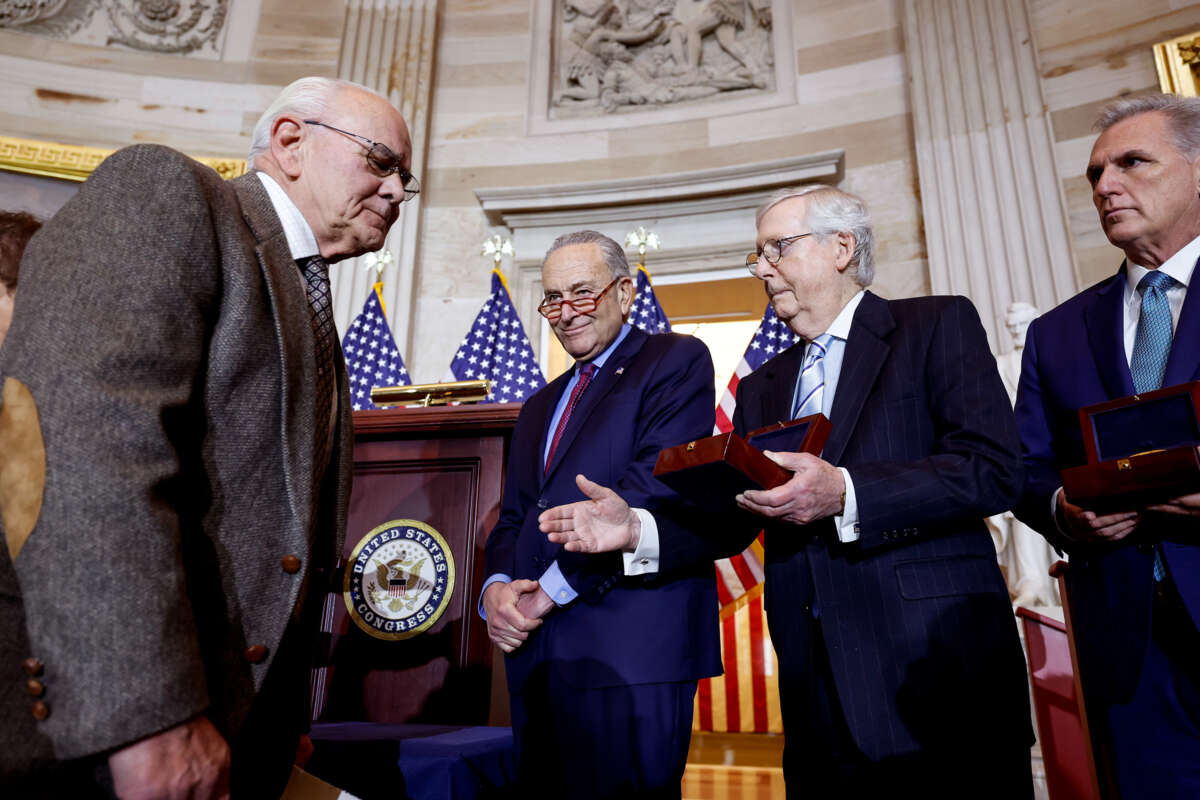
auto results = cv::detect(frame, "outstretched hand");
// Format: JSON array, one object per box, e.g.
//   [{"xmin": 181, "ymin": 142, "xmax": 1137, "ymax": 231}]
[{"xmin": 539, "ymin": 474, "xmax": 641, "ymax": 553}]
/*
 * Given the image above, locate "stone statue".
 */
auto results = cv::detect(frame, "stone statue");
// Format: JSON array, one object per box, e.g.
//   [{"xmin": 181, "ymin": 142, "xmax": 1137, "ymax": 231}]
[
  {"xmin": 988, "ymin": 301, "xmax": 1060, "ymax": 607},
  {"xmin": 553, "ymin": 0, "xmax": 773, "ymax": 115}
]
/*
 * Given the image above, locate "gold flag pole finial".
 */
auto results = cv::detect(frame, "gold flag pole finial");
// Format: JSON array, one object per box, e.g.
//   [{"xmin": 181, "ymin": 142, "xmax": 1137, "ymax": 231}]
[
  {"xmin": 481, "ymin": 235, "xmax": 515, "ymax": 270},
  {"xmin": 624, "ymin": 226, "xmax": 660, "ymax": 269},
  {"xmin": 362, "ymin": 248, "xmax": 394, "ymax": 279}
]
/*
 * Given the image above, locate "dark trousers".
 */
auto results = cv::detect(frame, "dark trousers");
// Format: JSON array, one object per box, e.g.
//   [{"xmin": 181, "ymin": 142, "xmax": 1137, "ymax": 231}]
[
  {"xmin": 510, "ymin": 667, "xmax": 695, "ymax": 800},
  {"xmin": 780, "ymin": 613, "xmax": 1033, "ymax": 800},
  {"xmin": 1104, "ymin": 572, "xmax": 1200, "ymax": 800}
]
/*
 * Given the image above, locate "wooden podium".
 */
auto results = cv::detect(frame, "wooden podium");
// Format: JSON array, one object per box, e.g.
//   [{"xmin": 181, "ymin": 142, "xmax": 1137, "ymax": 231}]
[{"xmin": 313, "ymin": 404, "xmax": 521, "ymax": 726}]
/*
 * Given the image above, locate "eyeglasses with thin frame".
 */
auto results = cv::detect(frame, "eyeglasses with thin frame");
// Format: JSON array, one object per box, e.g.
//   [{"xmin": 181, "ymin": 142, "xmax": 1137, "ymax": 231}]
[
  {"xmin": 745, "ymin": 232, "xmax": 814, "ymax": 273},
  {"xmin": 303, "ymin": 120, "xmax": 420, "ymax": 201},
  {"xmin": 538, "ymin": 278, "xmax": 622, "ymax": 321}
]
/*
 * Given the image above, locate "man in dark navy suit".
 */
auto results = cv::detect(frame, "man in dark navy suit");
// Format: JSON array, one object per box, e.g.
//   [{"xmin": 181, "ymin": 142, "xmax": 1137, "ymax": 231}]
[
  {"xmin": 1014, "ymin": 94, "xmax": 1200, "ymax": 797},
  {"xmin": 542, "ymin": 187, "xmax": 1033, "ymax": 798},
  {"xmin": 479, "ymin": 229, "xmax": 719, "ymax": 798}
]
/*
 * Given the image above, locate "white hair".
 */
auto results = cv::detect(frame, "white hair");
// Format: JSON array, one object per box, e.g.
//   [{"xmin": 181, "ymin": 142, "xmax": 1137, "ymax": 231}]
[
  {"xmin": 756, "ymin": 185, "xmax": 876, "ymax": 287},
  {"xmin": 246, "ymin": 77, "xmax": 381, "ymax": 168}
]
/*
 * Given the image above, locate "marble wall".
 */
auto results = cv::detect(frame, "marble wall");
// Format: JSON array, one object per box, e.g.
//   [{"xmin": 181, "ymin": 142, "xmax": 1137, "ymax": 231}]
[
  {"xmin": 0, "ymin": 0, "xmax": 1197, "ymax": 381},
  {"xmin": 417, "ymin": 0, "xmax": 925, "ymax": 382}
]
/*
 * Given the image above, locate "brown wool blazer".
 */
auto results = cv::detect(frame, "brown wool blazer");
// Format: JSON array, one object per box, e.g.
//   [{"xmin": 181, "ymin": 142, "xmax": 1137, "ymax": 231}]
[{"xmin": 0, "ymin": 144, "xmax": 352, "ymax": 776}]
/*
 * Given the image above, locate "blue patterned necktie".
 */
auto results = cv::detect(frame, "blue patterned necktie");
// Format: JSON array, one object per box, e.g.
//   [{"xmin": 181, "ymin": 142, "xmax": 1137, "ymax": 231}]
[
  {"xmin": 300, "ymin": 255, "xmax": 336, "ymax": 473},
  {"xmin": 1129, "ymin": 269, "xmax": 1177, "ymax": 581},
  {"xmin": 793, "ymin": 334, "xmax": 832, "ymax": 419},
  {"xmin": 1130, "ymin": 269, "xmax": 1177, "ymax": 395}
]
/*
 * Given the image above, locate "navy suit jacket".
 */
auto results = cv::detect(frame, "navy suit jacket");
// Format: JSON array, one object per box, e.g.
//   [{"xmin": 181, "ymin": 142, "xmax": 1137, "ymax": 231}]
[
  {"xmin": 729, "ymin": 292, "xmax": 1032, "ymax": 761},
  {"xmin": 484, "ymin": 328, "xmax": 722, "ymax": 693},
  {"xmin": 1013, "ymin": 264, "xmax": 1200, "ymax": 704}
]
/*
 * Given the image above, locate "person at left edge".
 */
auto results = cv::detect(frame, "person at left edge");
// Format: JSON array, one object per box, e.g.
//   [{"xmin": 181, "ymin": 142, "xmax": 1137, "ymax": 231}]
[
  {"xmin": 0, "ymin": 77, "xmax": 417, "ymax": 798},
  {"xmin": 479, "ymin": 230, "xmax": 720, "ymax": 799}
]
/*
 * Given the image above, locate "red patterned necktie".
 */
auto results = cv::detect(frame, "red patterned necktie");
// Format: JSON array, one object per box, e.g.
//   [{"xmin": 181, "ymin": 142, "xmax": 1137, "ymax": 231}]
[{"xmin": 545, "ymin": 362, "xmax": 597, "ymax": 473}]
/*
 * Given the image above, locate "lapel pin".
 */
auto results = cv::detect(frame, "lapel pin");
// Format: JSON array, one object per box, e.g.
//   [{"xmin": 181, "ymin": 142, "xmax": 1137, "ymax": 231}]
[{"xmin": 614, "ymin": 367, "xmax": 624, "ymax": 375}]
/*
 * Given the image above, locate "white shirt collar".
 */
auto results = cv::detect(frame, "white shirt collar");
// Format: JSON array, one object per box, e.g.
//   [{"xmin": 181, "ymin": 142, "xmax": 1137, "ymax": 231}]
[
  {"xmin": 822, "ymin": 289, "xmax": 866, "ymax": 342},
  {"xmin": 255, "ymin": 172, "xmax": 320, "ymax": 261},
  {"xmin": 1125, "ymin": 233, "xmax": 1200, "ymax": 300}
]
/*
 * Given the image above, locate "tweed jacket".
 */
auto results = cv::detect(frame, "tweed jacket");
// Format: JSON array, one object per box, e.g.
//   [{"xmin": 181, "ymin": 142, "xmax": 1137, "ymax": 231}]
[{"xmin": 0, "ymin": 144, "xmax": 352, "ymax": 775}]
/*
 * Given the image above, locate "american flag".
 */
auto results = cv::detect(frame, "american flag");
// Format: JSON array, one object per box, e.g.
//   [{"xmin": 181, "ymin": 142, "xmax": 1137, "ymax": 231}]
[
  {"xmin": 696, "ymin": 302, "xmax": 799, "ymax": 735},
  {"xmin": 449, "ymin": 270, "xmax": 546, "ymax": 403},
  {"xmin": 630, "ymin": 265, "xmax": 671, "ymax": 334},
  {"xmin": 341, "ymin": 282, "xmax": 412, "ymax": 411}
]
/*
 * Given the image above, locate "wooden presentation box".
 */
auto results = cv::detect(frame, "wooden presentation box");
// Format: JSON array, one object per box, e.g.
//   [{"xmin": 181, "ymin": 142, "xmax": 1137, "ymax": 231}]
[
  {"xmin": 1061, "ymin": 381, "xmax": 1200, "ymax": 510},
  {"xmin": 652, "ymin": 414, "xmax": 831, "ymax": 511}
]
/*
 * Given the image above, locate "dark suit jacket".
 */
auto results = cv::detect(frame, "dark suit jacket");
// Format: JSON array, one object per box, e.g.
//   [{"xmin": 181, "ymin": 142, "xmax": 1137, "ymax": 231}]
[
  {"xmin": 0, "ymin": 145, "xmax": 352, "ymax": 779},
  {"xmin": 727, "ymin": 292, "xmax": 1032, "ymax": 761},
  {"xmin": 1013, "ymin": 264, "xmax": 1200, "ymax": 704},
  {"xmin": 485, "ymin": 328, "xmax": 722, "ymax": 693}
]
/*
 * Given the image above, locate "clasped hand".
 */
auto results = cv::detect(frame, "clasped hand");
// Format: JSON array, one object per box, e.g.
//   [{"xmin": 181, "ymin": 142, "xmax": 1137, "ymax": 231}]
[
  {"xmin": 735, "ymin": 451, "xmax": 845, "ymax": 525},
  {"xmin": 483, "ymin": 579, "xmax": 552, "ymax": 653}
]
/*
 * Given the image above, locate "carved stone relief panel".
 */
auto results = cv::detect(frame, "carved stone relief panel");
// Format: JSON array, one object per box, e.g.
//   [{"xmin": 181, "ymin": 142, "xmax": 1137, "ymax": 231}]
[
  {"xmin": 0, "ymin": 0, "xmax": 229, "ymax": 57},
  {"xmin": 552, "ymin": 0, "xmax": 774, "ymax": 117},
  {"xmin": 530, "ymin": 0, "xmax": 792, "ymax": 133}
]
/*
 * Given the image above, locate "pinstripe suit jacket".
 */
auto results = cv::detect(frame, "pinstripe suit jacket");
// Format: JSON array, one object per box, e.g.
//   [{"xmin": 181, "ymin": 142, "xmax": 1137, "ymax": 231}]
[
  {"xmin": 731, "ymin": 291, "xmax": 1032, "ymax": 761},
  {"xmin": 0, "ymin": 145, "xmax": 352, "ymax": 779}
]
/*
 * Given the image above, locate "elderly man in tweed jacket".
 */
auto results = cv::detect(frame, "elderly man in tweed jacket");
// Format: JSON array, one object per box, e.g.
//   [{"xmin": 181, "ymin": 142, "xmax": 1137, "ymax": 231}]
[{"xmin": 0, "ymin": 76, "xmax": 417, "ymax": 798}]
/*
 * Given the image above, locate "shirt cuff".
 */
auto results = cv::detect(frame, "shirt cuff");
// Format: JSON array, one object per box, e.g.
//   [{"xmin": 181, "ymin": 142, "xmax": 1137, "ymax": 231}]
[
  {"xmin": 477, "ymin": 573, "xmax": 512, "ymax": 620},
  {"xmin": 623, "ymin": 508, "xmax": 660, "ymax": 576},
  {"xmin": 833, "ymin": 467, "xmax": 860, "ymax": 543},
  {"xmin": 539, "ymin": 561, "xmax": 578, "ymax": 607},
  {"xmin": 1051, "ymin": 486, "xmax": 1070, "ymax": 537}
]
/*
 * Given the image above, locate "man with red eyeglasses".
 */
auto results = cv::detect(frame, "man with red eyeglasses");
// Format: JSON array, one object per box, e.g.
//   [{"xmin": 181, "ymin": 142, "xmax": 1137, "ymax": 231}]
[{"xmin": 479, "ymin": 229, "xmax": 719, "ymax": 799}]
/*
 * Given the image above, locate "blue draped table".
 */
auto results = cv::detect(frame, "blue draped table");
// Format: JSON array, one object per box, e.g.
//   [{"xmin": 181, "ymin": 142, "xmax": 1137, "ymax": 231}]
[{"xmin": 306, "ymin": 723, "xmax": 516, "ymax": 799}]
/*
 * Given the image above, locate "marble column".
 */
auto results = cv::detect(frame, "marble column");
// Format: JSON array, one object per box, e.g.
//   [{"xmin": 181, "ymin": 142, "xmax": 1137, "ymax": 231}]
[
  {"xmin": 331, "ymin": 0, "xmax": 438, "ymax": 358},
  {"xmin": 901, "ymin": 0, "xmax": 1077, "ymax": 352}
]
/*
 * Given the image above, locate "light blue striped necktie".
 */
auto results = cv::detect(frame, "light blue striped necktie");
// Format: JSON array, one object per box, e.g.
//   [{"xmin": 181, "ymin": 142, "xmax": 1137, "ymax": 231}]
[
  {"xmin": 1129, "ymin": 269, "xmax": 1177, "ymax": 581},
  {"xmin": 793, "ymin": 334, "xmax": 832, "ymax": 419}
]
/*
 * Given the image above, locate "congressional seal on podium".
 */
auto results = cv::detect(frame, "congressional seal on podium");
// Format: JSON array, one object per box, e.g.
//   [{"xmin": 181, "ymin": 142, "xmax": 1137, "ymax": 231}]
[{"xmin": 343, "ymin": 519, "xmax": 456, "ymax": 641}]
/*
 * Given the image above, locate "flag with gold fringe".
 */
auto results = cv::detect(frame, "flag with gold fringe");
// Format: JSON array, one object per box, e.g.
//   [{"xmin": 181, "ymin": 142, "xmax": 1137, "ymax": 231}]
[
  {"xmin": 630, "ymin": 265, "xmax": 671, "ymax": 334},
  {"xmin": 694, "ymin": 303, "xmax": 798, "ymax": 734},
  {"xmin": 341, "ymin": 282, "xmax": 411, "ymax": 411},
  {"xmin": 449, "ymin": 269, "xmax": 546, "ymax": 403}
]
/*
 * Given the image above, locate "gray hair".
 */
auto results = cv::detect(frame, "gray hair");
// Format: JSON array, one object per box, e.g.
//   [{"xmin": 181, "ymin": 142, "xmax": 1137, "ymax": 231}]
[
  {"xmin": 246, "ymin": 77, "xmax": 379, "ymax": 168},
  {"xmin": 756, "ymin": 185, "xmax": 875, "ymax": 287},
  {"xmin": 543, "ymin": 230, "xmax": 632, "ymax": 278},
  {"xmin": 1094, "ymin": 94, "xmax": 1200, "ymax": 159}
]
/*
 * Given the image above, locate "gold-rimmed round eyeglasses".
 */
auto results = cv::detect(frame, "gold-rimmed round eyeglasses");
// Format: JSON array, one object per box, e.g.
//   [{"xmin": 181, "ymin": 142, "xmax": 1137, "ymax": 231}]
[{"xmin": 745, "ymin": 232, "xmax": 813, "ymax": 273}]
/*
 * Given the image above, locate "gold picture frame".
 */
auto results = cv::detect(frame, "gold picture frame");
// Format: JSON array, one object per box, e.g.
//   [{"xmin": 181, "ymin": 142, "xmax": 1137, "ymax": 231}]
[
  {"xmin": 1154, "ymin": 32, "xmax": 1200, "ymax": 97},
  {"xmin": 0, "ymin": 134, "xmax": 246, "ymax": 183}
]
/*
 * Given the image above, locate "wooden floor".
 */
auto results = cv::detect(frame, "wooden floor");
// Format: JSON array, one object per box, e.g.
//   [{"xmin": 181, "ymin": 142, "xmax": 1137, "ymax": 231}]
[
  {"xmin": 681, "ymin": 732, "xmax": 1049, "ymax": 800},
  {"xmin": 683, "ymin": 732, "xmax": 786, "ymax": 800}
]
